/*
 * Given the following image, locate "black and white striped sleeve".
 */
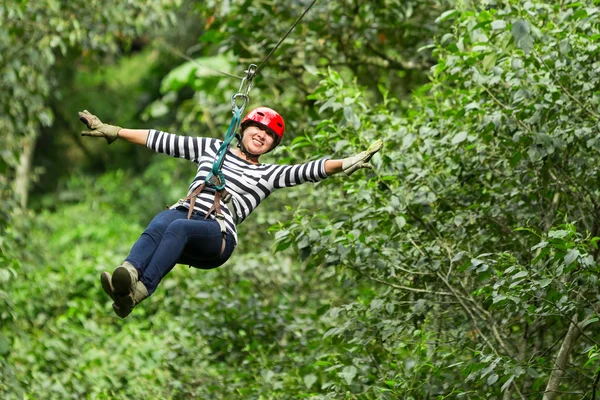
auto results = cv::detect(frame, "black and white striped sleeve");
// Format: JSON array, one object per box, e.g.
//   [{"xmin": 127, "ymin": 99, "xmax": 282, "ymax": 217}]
[
  {"xmin": 146, "ymin": 130, "xmax": 208, "ymax": 163},
  {"xmin": 265, "ymin": 159, "xmax": 329, "ymax": 189}
]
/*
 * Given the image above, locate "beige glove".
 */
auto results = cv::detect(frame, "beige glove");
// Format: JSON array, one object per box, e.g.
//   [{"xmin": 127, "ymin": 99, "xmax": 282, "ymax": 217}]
[
  {"xmin": 78, "ymin": 110, "xmax": 121, "ymax": 144},
  {"xmin": 341, "ymin": 139, "xmax": 383, "ymax": 176}
]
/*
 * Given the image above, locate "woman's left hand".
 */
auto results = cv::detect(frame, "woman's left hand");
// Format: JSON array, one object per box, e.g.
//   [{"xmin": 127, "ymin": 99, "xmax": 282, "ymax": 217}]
[{"xmin": 341, "ymin": 139, "xmax": 383, "ymax": 176}]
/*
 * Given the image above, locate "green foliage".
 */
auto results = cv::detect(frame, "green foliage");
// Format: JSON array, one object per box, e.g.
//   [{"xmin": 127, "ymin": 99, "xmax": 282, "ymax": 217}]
[
  {"xmin": 271, "ymin": 0, "xmax": 600, "ymax": 397},
  {"xmin": 4, "ymin": 0, "xmax": 600, "ymax": 398},
  {"xmin": 0, "ymin": 188, "xmax": 347, "ymax": 398},
  {"xmin": 0, "ymin": 0, "xmax": 178, "ymax": 166}
]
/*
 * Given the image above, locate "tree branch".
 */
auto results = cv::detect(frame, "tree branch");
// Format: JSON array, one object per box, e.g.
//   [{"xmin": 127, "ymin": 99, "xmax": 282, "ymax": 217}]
[
  {"xmin": 534, "ymin": 50, "xmax": 600, "ymax": 121},
  {"xmin": 543, "ymin": 314, "xmax": 585, "ymax": 400},
  {"xmin": 478, "ymin": 83, "xmax": 534, "ymax": 134},
  {"xmin": 592, "ymin": 369, "xmax": 600, "ymax": 400},
  {"xmin": 348, "ymin": 266, "xmax": 460, "ymax": 298}
]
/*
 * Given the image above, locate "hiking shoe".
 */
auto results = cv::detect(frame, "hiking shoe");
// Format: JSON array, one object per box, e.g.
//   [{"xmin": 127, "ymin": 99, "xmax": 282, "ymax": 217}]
[
  {"xmin": 112, "ymin": 261, "xmax": 139, "ymax": 296},
  {"xmin": 100, "ymin": 272, "xmax": 116, "ymax": 302},
  {"xmin": 112, "ymin": 303, "xmax": 132, "ymax": 319},
  {"xmin": 113, "ymin": 281, "xmax": 149, "ymax": 319}
]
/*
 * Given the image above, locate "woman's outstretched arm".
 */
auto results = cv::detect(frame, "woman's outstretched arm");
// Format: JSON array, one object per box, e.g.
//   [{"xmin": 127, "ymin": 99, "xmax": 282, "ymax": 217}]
[
  {"xmin": 117, "ymin": 129, "xmax": 150, "ymax": 146},
  {"xmin": 78, "ymin": 110, "xmax": 149, "ymax": 146},
  {"xmin": 325, "ymin": 159, "xmax": 343, "ymax": 175},
  {"xmin": 326, "ymin": 139, "xmax": 383, "ymax": 176}
]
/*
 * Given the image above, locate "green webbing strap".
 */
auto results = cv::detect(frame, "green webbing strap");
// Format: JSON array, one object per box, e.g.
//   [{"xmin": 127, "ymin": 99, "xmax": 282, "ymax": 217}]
[
  {"xmin": 204, "ymin": 94, "xmax": 247, "ymax": 191},
  {"xmin": 205, "ymin": 64, "xmax": 256, "ymax": 192}
]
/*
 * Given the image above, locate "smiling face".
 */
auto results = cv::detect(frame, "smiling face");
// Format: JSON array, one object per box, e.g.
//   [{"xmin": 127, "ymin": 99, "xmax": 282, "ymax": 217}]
[{"xmin": 241, "ymin": 125, "xmax": 276, "ymax": 156}]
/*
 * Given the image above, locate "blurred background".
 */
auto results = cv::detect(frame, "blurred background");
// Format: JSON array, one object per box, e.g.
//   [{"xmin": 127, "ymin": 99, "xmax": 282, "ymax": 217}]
[{"xmin": 2, "ymin": 0, "xmax": 600, "ymax": 398}]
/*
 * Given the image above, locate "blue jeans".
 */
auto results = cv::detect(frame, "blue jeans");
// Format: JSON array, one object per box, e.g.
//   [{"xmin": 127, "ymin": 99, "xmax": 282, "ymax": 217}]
[{"xmin": 124, "ymin": 207, "xmax": 236, "ymax": 295}]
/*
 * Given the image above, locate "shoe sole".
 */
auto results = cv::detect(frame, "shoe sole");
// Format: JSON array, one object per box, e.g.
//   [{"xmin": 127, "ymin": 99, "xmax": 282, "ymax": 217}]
[
  {"xmin": 112, "ymin": 266, "xmax": 134, "ymax": 295},
  {"xmin": 112, "ymin": 303, "xmax": 131, "ymax": 319},
  {"xmin": 100, "ymin": 272, "xmax": 116, "ymax": 301}
]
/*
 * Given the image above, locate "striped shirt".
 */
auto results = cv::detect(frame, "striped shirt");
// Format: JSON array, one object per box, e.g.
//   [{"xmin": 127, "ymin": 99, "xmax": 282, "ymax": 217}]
[{"xmin": 146, "ymin": 130, "xmax": 329, "ymax": 243}]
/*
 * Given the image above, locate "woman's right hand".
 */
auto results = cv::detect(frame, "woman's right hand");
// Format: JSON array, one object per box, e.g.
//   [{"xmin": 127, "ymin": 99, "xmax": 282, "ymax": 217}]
[{"xmin": 78, "ymin": 110, "xmax": 122, "ymax": 145}]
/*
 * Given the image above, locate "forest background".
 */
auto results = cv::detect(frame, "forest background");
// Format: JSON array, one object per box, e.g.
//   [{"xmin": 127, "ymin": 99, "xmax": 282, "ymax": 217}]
[{"xmin": 2, "ymin": 0, "xmax": 600, "ymax": 398}]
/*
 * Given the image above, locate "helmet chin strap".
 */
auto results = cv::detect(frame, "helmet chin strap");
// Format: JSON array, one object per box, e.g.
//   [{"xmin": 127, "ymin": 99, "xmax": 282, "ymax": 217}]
[{"xmin": 236, "ymin": 133, "xmax": 261, "ymax": 162}]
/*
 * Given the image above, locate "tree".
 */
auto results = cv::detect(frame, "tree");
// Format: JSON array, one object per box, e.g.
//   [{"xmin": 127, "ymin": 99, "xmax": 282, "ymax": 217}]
[
  {"xmin": 0, "ymin": 0, "xmax": 178, "ymax": 208},
  {"xmin": 275, "ymin": 0, "xmax": 600, "ymax": 397}
]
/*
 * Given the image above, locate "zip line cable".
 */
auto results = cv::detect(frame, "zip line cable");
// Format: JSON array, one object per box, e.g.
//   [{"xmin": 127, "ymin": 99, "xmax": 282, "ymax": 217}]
[
  {"xmin": 156, "ymin": 0, "xmax": 318, "ymax": 81},
  {"xmin": 156, "ymin": 38, "xmax": 244, "ymax": 80},
  {"xmin": 256, "ymin": 0, "xmax": 319, "ymax": 73}
]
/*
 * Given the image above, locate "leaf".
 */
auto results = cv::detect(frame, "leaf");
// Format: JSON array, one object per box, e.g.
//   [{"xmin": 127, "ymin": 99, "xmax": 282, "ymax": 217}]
[
  {"xmin": 275, "ymin": 240, "xmax": 292, "ymax": 252},
  {"xmin": 313, "ymin": 361, "xmax": 332, "ymax": 367},
  {"xmin": 160, "ymin": 55, "xmax": 231, "ymax": 92},
  {"xmin": 482, "ymin": 53, "xmax": 497, "ymax": 70},
  {"xmin": 298, "ymin": 236, "xmax": 310, "ymax": 249},
  {"xmin": 199, "ymin": 30, "xmax": 224, "ymax": 43},
  {"xmin": 0, "ymin": 336, "xmax": 9, "ymax": 356},
  {"xmin": 511, "ymin": 19, "xmax": 530, "ymax": 39},
  {"xmin": 493, "ymin": 294, "xmax": 507, "ymax": 304},
  {"xmin": 261, "ymin": 369, "xmax": 275, "ymax": 383},
  {"xmin": 512, "ymin": 271, "xmax": 528, "ymax": 280},
  {"xmin": 319, "ymin": 97, "xmax": 341, "ymax": 113},
  {"xmin": 549, "ymin": 230, "xmax": 569, "ymax": 239},
  {"xmin": 149, "ymin": 101, "xmax": 169, "ymax": 118},
  {"xmin": 328, "ymin": 68, "xmax": 344, "ymax": 87},
  {"xmin": 38, "ymin": 109, "xmax": 54, "ymax": 127},
  {"xmin": 581, "ymin": 317, "xmax": 599, "ymax": 328},
  {"xmin": 385, "ymin": 302, "xmax": 395, "ymax": 314},
  {"xmin": 452, "ymin": 251, "xmax": 466, "ymax": 262},
  {"xmin": 291, "ymin": 136, "xmax": 309, "ymax": 145},
  {"xmin": 395, "ymin": 216, "xmax": 406, "ymax": 229},
  {"xmin": 572, "ymin": 9, "xmax": 588, "ymax": 19},
  {"xmin": 491, "ymin": 20, "xmax": 507, "ymax": 30},
  {"xmin": 435, "ymin": 9, "xmax": 459, "ymax": 23},
  {"xmin": 559, "ymin": 39, "xmax": 571, "ymax": 55},
  {"xmin": 304, "ymin": 64, "xmax": 318, "ymax": 75},
  {"xmin": 501, "ymin": 375, "xmax": 515, "ymax": 392},
  {"xmin": 511, "ymin": 19, "xmax": 534, "ymax": 54},
  {"xmin": 564, "ymin": 249, "xmax": 579, "ymax": 265},
  {"xmin": 304, "ymin": 374, "xmax": 317, "ymax": 389},
  {"xmin": 539, "ymin": 278, "xmax": 553, "ymax": 288},
  {"xmin": 487, "ymin": 373, "xmax": 499, "ymax": 385},
  {"xmin": 452, "ymin": 131, "xmax": 468, "ymax": 144},
  {"xmin": 343, "ymin": 106, "xmax": 355, "ymax": 123},
  {"xmin": 339, "ymin": 365, "xmax": 357, "ymax": 385},
  {"xmin": 531, "ymin": 241, "xmax": 548, "ymax": 251},
  {"xmin": 471, "ymin": 258, "xmax": 485, "ymax": 267}
]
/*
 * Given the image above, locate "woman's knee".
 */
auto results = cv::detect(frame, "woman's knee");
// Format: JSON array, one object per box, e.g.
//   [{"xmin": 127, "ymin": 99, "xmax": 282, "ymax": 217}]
[
  {"xmin": 164, "ymin": 219, "xmax": 190, "ymax": 239},
  {"xmin": 142, "ymin": 227, "xmax": 165, "ymax": 245},
  {"xmin": 145, "ymin": 210, "xmax": 180, "ymax": 236}
]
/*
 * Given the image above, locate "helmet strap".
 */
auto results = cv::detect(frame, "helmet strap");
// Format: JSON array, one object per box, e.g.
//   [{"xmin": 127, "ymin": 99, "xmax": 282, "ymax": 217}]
[
  {"xmin": 236, "ymin": 133, "xmax": 261, "ymax": 163},
  {"xmin": 236, "ymin": 123, "xmax": 281, "ymax": 162}
]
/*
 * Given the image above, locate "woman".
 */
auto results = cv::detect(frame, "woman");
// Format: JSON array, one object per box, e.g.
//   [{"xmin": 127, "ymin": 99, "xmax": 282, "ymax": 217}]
[{"xmin": 78, "ymin": 108, "xmax": 382, "ymax": 318}]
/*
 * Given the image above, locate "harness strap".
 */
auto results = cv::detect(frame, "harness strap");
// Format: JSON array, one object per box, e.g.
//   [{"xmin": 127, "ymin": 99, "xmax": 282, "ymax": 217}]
[{"xmin": 180, "ymin": 183, "xmax": 230, "ymax": 256}]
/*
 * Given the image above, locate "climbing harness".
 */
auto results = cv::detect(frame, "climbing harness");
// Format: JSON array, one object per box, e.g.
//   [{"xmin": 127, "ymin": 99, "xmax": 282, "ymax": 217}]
[{"xmin": 173, "ymin": 0, "xmax": 318, "ymax": 255}]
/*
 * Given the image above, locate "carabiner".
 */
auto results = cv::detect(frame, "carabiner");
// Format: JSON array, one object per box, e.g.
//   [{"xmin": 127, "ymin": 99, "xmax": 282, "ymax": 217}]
[
  {"xmin": 238, "ymin": 64, "xmax": 257, "ymax": 96},
  {"xmin": 231, "ymin": 63, "xmax": 257, "ymax": 114},
  {"xmin": 231, "ymin": 93, "xmax": 249, "ymax": 113}
]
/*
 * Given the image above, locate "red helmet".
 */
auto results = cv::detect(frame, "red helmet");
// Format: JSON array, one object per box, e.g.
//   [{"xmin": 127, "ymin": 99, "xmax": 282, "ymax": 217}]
[{"xmin": 241, "ymin": 107, "xmax": 285, "ymax": 141}]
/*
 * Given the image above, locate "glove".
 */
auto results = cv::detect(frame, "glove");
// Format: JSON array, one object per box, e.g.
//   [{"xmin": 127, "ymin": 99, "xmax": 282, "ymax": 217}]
[
  {"xmin": 341, "ymin": 139, "xmax": 383, "ymax": 176},
  {"xmin": 78, "ymin": 110, "xmax": 121, "ymax": 145}
]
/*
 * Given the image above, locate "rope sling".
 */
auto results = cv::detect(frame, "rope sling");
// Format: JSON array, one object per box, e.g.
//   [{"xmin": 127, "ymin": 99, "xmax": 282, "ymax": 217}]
[{"xmin": 173, "ymin": 0, "xmax": 318, "ymax": 255}]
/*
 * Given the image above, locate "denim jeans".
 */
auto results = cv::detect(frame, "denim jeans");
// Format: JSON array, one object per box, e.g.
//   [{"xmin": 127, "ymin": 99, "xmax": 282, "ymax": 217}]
[{"xmin": 124, "ymin": 207, "xmax": 236, "ymax": 295}]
